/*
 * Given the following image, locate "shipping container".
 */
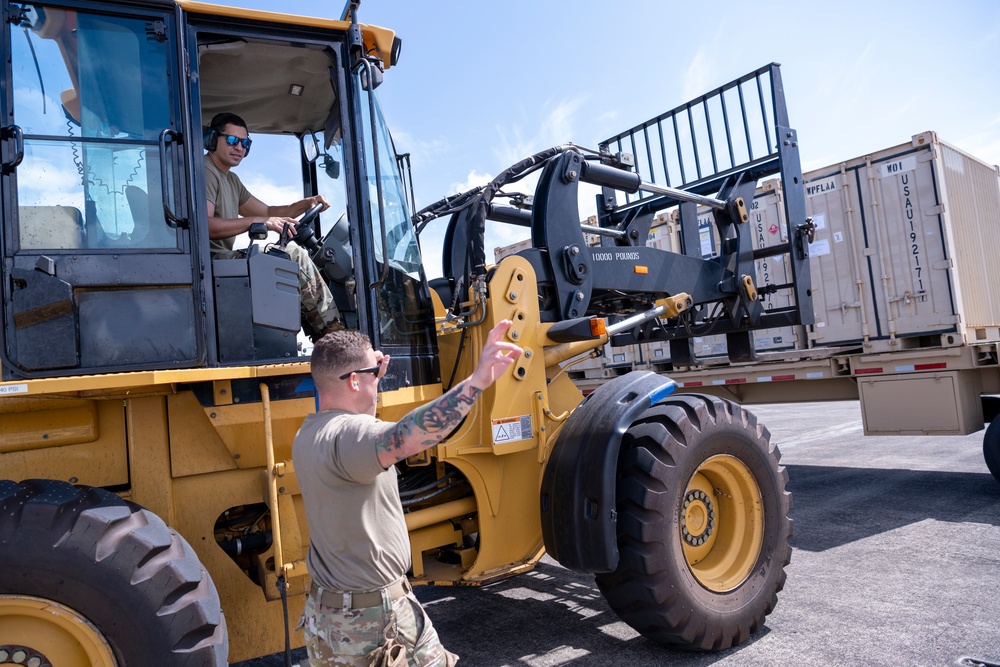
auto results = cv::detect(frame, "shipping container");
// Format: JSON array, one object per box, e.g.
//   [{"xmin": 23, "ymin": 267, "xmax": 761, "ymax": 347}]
[
  {"xmin": 494, "ymin": 238, "xmax": 533, "ymax": 262},
  {"xmin": 805, "ymin": 131, "xmax": 1000, "ymax": 351},
  {"xmin": 571, "ymin": 132, "xmax": 1000, "ymax": 462}
]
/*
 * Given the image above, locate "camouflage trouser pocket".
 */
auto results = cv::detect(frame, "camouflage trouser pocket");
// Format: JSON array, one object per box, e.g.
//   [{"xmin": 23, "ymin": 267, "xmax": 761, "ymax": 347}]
[
  {"xmin": 300, "ymin": 592, "xmax": 384, "ymax": 665},
  {"xmin": 299, "ymin": 588, "xmax": 458, "ymax": 667},
  {"xmin": 392, "ymin": 593, "xmax": 459, "ymax": 667}
]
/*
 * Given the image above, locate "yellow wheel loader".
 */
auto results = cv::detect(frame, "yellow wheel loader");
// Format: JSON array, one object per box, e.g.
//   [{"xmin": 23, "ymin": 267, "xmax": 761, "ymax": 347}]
[{"xmin": 0, "ymin": 0, "xmax": 809, "ymax": 662}]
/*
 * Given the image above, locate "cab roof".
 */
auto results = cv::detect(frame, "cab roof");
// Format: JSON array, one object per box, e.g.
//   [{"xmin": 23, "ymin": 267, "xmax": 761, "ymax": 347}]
[{"xmin": 175, "ymin": 0, "xmax": 398, "ymax": 70}]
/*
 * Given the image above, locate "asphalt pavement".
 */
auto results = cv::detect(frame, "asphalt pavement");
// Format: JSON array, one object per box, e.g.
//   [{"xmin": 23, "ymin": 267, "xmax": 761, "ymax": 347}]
[{"xmin": 235, "ymin": 400, "xmax": 1000, "ymax": 667}]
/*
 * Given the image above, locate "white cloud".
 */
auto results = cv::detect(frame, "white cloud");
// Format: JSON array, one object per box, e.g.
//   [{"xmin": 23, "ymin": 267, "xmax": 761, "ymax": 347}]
[
  {"xmin": 17, "ymin": 157, "xmax": 84, "ymax": 208},
  {"xmin": 495, "ymin": 97, "xmax": 587, "ymax": 166},
  {"xmin": 239, "ymin": 174, "xmax": 303, "ymax": 208},
  {"xmin": 952, "ymin": 117, "xmax": 1000, "ymax": 167},
  {"xmin": 390, "ymin": 127, "xmax": 449, "ymax": 171},
  {"xmin": 682, "ymin": 49, "xmax": 715, "ymax": 102},
  {"xmin": 449, "ymin": 169, "xmax": 492, "ymax": 195}
]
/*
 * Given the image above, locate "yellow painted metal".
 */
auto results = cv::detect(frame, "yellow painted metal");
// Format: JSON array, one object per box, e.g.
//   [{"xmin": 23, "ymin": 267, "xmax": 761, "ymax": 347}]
[
  {"xmin": 274, "ymin": 460, "xmax": 300, "ymax": 496},
  {"xmin": 403, "ymin": 496, "xmax": 478, "ymax": 533},
  {"xmin": 125, "ymin": 397, "xmax": 177, "ymax": 528},
  {"xmin": 427, "ymin": 256, "xmax": 560, "ymax": 581},
  {"xmin": 0, "ymin": 398, "xmax": 97, "ymax": 451},
  {"xmin": 0, "ymin": 362, "xmax": 310, "ymax": 398},
  {"xmin": 202, "ymin": 397, "xmax": 315, "ymax": 470},
  {"xmin": 654, "ymin": 291, "xmax": 692, "ymax": 319},
  {"xmin": 377, "ymin": 383, "xmax": 443, "ymax": 422},
  {"xmin": 682, "ymin": 455, "xmax": 764, "ymax": 592},
  {"xmin": 170, "ymin": 468, "xmax": 306, "ymax": 662},
  {"xmin": 167, "ymin": 392, "xmax": 240, "ymax": 478},
  {"xmin": 261, "ymin": 384, "xmax": 286, "ymax": 576},
  {"xmin": 213, "ymin": 379, "xmax": 234, "ymax": 406},
  {"xmin": 741, "ymin": 274, "xmax": 758, "ymax": 302},
  {"xmin": 176, "ymin": 1, "xmax": 398, "ymax": 69},
  {"xmin": 0, "ymin": 595, "xmax": 117, "ymax": 666},
  {"xmin": 408, "ymin": 522, "xmax": 463, "ymax": 578},
  {"xmin": 0, "ymin": 399, "xmax": 127, "ymax": 488}
]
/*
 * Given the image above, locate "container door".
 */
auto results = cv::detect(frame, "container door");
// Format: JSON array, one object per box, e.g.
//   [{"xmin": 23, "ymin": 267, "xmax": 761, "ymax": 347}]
[
  {"xmin": 1, "ymin": 2, "xmax": 201, "ymax": 379},
  {"xmin": 859, "ymin": 145, "xmax": 958, "ymax": 340},
  {"xmin": 803, "ymin": 166, "xmax": 874, "ymax": 346}
]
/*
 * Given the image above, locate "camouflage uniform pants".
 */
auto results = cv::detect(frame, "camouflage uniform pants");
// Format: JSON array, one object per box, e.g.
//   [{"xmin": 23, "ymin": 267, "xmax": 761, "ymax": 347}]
[
  {"xmin": 215, "ymin": 242, "xmax": 341, "ymax": 340},
  {"xmin": 299, "ymin": 579, "xmax": 458, "ymax": 666}
]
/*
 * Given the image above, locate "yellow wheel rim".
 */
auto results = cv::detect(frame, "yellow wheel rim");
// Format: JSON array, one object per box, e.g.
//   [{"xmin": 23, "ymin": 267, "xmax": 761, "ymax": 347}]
[
  {"xmin": 681, "ymin": 454, "xmax": 764, "ymax": 592},
  {"xmin": 0, "ymin": 595, "xmax": 117, "ymax": 667}
]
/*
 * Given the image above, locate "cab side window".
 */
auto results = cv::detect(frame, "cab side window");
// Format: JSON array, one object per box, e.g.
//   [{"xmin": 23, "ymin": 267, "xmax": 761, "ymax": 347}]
[{"xmin": 10, "ymin": 4, "xmax": 176, "ymax": 250}]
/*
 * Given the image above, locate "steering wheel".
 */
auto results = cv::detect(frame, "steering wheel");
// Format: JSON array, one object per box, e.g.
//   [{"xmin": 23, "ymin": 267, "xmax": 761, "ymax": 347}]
[
  {"xmin": 286, "ymin": 202, "xmax": 326, "ymax": 252},
  {"xmin": 297, "ymin": 202, "xmax": 324, "ymax": 228}
]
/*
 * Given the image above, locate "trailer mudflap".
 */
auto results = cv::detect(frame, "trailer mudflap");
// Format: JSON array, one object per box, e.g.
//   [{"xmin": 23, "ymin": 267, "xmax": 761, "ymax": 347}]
[{"xmin": 540, "ymin": 371, "xmax": 676, "ymax": 572}]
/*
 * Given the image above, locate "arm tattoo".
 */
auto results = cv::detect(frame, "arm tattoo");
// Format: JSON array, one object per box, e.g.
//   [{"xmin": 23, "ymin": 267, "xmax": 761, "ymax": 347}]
[{"xmin": 377, "ymin": 381, "xmax": 483, "ymax": 458}]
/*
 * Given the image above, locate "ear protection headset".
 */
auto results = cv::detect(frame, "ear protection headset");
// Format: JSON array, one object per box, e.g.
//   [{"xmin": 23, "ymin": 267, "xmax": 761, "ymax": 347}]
[
  {"xmin": 204, "ymin": 113, "xmax": 251, "ymax": 156},
  {"xmin": 204, "ymin": 127, "xmax": 253, "ymax": 157},
  {"xmin": 203, "ymin": 126, "xmax": 221, "ymax": 153}
]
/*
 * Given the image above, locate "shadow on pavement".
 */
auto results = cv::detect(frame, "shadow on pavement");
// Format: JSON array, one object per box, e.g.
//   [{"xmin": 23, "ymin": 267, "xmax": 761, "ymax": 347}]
[
  {"xmin": 409, "ymin": 559, "xmax": 769, "ymax": 667},
  {"xmin": 785, "ymin": 464, "xmax": 1000, "ymax": 552}
]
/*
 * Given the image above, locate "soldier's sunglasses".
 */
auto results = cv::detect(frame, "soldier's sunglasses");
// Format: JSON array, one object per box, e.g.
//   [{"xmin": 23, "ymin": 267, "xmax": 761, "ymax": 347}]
[
  {"xmin": 220, "ymin": 133, "xmax": 252, "ymax": 151},
  {"xmin": 339, "ymin": 364, "xmax": 381, "ymax": 381}
]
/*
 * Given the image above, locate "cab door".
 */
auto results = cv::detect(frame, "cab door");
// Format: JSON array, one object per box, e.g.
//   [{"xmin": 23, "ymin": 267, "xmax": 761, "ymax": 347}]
[{"xmin": 0, "ymin": 0, "xmax": 202, "ymax": 380}]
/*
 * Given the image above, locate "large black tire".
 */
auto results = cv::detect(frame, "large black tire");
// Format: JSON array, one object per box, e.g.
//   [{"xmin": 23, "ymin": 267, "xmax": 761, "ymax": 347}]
[
  {"xmin": 595, "ymin": 394, "xmax": 792, "ymax": 651},
  {"xmin": 0, "ymin": 479, "xmax": 228, "ymax": 666},
  {"xmin": 983, "ymin": 418, "xmax": 1000, "ymax": 484}
]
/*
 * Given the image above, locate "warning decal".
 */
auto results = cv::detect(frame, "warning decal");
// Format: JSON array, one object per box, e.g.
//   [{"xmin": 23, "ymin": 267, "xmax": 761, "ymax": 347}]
[{"xmin": 492, "ymin": 415, "xmax": 533, "ymax": 445}]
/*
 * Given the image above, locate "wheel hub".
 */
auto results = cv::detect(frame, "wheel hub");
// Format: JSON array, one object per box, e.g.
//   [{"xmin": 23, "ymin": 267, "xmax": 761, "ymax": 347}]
[
  {"xmin": 0, "ymin": 645, "xmax": 53, "ymax": 667},
  {"xmin": 680, "ymin": 489, "xmax": 716, "ymax": 546},
  {"xmin": 0, "ymin": 596, "xmax": 117, "ymax": 667},
  {"xmin": 680, "ymin": 455, "xmax": 765, "ymax": 592}
]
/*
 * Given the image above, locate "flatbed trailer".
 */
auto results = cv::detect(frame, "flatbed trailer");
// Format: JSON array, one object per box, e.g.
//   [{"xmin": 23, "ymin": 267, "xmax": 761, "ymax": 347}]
[
  {"xmin": 557, "ymin": 126, "xmax": 1000, "ymax": 483},
  {"xmin": 572, "ymin": 340, "xmax": 1000, "ymax": 481},
  {"xmin": 577, "ymin": 342, "xmax": 992, "ymax": 431}
]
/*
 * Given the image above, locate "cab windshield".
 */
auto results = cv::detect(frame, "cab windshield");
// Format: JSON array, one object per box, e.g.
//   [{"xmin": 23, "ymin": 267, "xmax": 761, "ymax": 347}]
[{"xmin": 356, "ymin": 70, "xmax": 434, "ymax": 348}]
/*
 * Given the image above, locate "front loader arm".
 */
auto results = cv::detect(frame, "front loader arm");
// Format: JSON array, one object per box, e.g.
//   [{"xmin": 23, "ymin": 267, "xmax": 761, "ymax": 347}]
[
  {"xmin": 524, "ymin": 150, "xmax": 764, "ymax": 326},
  {"xmin": 417, "ymin": 64, "xmax": 811, "ymax": 368}
]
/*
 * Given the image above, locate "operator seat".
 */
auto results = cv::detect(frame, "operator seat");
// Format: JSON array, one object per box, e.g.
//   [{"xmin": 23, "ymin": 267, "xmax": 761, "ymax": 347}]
[{"xmin": 213, "ymin": 227, "xmax": 299, "ymax": 362}]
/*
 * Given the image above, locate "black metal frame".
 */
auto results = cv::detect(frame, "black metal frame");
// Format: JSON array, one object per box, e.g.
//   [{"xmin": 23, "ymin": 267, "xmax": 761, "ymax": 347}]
[
  {"xmin": 0, "ymin": 0, "xmax": 205, "ymax": 380},
  {"xmin": 422, "ymin": 64, "xmax": 812, "ymax": 365},
  {"xmin": 596, "ymin": 63, "xmax": 813, "ymax": 342}
]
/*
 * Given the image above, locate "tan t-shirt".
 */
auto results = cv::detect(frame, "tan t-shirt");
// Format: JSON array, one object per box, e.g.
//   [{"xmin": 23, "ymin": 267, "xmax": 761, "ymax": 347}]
[
  {"xmin": 292, "ymin": 410, "xmax": 411, "ymax": 592},
  {"xmin": 203, "ymin": 153, "xmax": 251, "ymax": 254}
]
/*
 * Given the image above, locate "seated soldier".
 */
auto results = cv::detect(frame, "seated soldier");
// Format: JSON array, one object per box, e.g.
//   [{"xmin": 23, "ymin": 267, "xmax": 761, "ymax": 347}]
[{"xmin": 204, "ymin": 111, "xmax": 342, "ymax": 342}]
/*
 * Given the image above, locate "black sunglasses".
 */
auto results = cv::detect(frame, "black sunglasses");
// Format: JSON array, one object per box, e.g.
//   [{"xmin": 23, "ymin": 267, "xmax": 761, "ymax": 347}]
[
  {"xmin": 220, "ymin": 133, "xmax": 252, "ymax": 151},
  {"xmin": 339, "ymin": 364, "xmax": 381, "ymax": 381}
]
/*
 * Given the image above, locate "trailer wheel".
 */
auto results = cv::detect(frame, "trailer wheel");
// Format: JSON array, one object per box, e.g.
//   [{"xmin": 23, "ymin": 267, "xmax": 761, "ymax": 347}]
[
  {"xmin": 983, "ymin": 419, "xmax": 1000, "ymax": 484},
  {"xmin": 595, "ymin": 394, "xmax": 792, "ymax": 651},
  {"xmin": 0, "ymin": 479, "xmax": 228, "ymax": 666}
]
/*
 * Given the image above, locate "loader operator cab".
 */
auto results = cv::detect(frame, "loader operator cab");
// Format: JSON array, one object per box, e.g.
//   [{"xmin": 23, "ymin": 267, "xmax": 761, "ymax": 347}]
[{"xmin": 0, "ymin": 0, "xmax": 439, "ymax": 391}]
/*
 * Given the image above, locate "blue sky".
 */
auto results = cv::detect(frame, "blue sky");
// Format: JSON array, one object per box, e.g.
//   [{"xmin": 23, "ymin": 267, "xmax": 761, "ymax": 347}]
[{"xmin": 209, "ymin": 0, "xmax": 1000, "ymax": 277}]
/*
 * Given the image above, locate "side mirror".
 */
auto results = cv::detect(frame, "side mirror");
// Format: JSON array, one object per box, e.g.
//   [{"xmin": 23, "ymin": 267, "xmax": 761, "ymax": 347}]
[{"xmin": 301, "ymin": 133, "xmax": 320, "ymax": 163}]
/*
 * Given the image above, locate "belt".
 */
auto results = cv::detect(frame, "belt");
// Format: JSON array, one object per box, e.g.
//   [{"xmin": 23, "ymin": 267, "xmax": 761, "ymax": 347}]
[{"xmin": 309, "ymin": 577, "xmax": 411, "ymax": 610}]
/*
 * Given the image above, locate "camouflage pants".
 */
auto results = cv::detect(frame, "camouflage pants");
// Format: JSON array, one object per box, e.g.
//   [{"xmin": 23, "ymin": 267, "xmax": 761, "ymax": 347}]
[
  {"xmin": 215, "ymin": 242, "xmax": 341, "ymax": 339},
  {"xmin": 299, "ymin": 581, "xmax": 458, "ymax": 666}
]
